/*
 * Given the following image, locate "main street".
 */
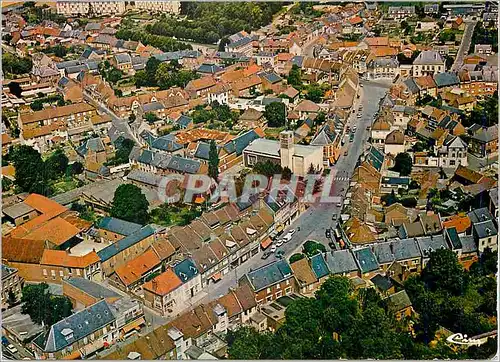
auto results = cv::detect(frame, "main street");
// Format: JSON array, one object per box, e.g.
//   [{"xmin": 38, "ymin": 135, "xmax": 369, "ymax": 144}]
[
  {"xmin": 83, "ymin": 91, "xmax": 139, "ymax": 144},
  {"xmin": 451, "ymin": 20, "xmax": 477, "ymax": 72},
  {"xmin": 198, "ymin": 79, "xmax": 391, "ymax": 303}
]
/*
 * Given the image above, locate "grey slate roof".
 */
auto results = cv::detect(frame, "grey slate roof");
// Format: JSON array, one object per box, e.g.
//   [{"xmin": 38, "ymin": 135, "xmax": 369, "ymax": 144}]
[
  {"xmin": 64, "ymin": 277, "xmax": 121, "ymax": 300},
  {"xmin": 259, "ymin": 71, "xmax": 282, "ymax": 84},
  {"xmin": 177, "ymin": 115, "xmax": 193, "ymax": 128},
  {"xmin": 143, "ymin": 102, "xmax": 164, "ymax": 112},
  {"xmin": 460, "ymin": 235, "xmax": 478, "ymax": 254},
  {"xmin": 115, "ymin": 53, "xmax": 132, "ymax": 64},
  {"xmin": 167, "ymin": 155, "xmax": 201, "ymax": 174},
  {"xmin": 197, "ymin": 63, "xmax": 223, "ymax": 74},
  {"xmin": 127, "ymin": 169, "xmax": 164, "ymax": 187},
  {"xmin": 97, "ymin": 225, "xmax": 156, "ymax": 262},
  {"xmin": 416, "ymin": 235, "xmax": 449, "ymax": 258},
  {"xmin": 403, "ymin": 78, "xmax": 419, "ymax": 94},
  {"xmin": 323, "ymin": 250, "xmax": 358, "ymax": 275},
  {"xmin": 413, "ymin": 50, "xmax": 444, "ymax": 65},
  {"xmin": 245, "ymin": 260, "xmax": 293, "ymax": 291},
  {"xmin": 3, "ymin": 202, "xmax": 35, "ymax": 219},
  {"xmin": 310, "ymin": 253, "xmax": 330, "ymax": 279},
  {"xmin": 223, "ymin": 129, "xmax": 262, "ymax": 156},
  {"xmin": 468, "ymin": 207, "xmax": 495, "ymax": 223},
  {"xmin": 473, "ymin": 220, "xmax": 497, "ymax": 239},
  {"xmin": 433, "ymin": 72, "xmax": 460, "ymax": 87},
  {"xmin": 98, "ymin": 216, "xmax": 143, "ymax": 235},
  {"xmin": 76, "ymin": 137, "xmax": 105, "ymax": 156},
  {"xmin": 33, "ymin": 300, "xmax": 115, "ymax": 353},
  {"xmin": 371, "ymin": 274, "xmax": 393, "ymax": 292},
  {"xmin": 151, "ymin": 134, "xmax": 183, "ymax": 152},
  {"xmin": 194, "ymin": 142, "xmax": 220, "ymax": 161},
  {"xmin": 173, "ymin": 259, "xmax": 199, "ymax": 283},
  {"xmin": 354, "ymin": 248, "xmax": 379, "ymax": 273}
]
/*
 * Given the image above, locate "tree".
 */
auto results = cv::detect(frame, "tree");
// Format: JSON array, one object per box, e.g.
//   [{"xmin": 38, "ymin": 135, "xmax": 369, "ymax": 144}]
[
  {"xmin": 289, "ymin": 253, "xmax": 305, "ymax": 263},
  {"xmin": 21, "ymin": 283, "xmax": 72, "ymax": 326},
  {"xmin": 287, "ymin": 64, "xmax": 303, "ymax": 89},
  {"xmin": 2, "ymin": 53, "xmax": 33, "ymax": 75},
  {"xmin": 46, "ymin": 149, "xmax": 69, "ymax": 178},
  {"xmin": 253, "ymin": 161, "xmax": 282, "ymax": 178},
  {"xmin": 69, "ymin": 161, "xmax": 84, "ymax": 175},
  {"xmin": 208, "ymin": 140, "xmax": 219, "ymax": 180},
  {"xmin": 106, "ymin": 138, "xmax": 135, "ymax": 166},
  {"xmin": 144, "ymin": 112, "xmax": 159, "ymax": 123},
  {"xmin": 305, "ymin": 83, "xmax": 323, "ymax": 103},
  {"xmin": 111, "ymin": 184, "xmax": 149, "ymax": 224},
  {"xmin": 381, "ymin": 190, "xmax": 398, "ymax": 206},
  {"xmin": 302, "ymin": 240, "xmax": 326, "ymax": 257},
  {"xmin": 421, "ymin": 249, "xmax": 465, "ymax": 295},
  {"xmin": 281, "ymin": 166, "xmax": 292, "ymax": 181},
  {"xmin": 226, "ymin": 326, "xmax": 273, "ymax": 359},
  {"xmin": 218, "ymin": 37, "xmax": 230, "ymax": 51},
  {"xmin": 10, "ymin": 145, "xmax": 50, "ymax": 195},
  {"xmin": 264, "ymin": 102, "xmax": 286, "ymax": 127},
  {"xmin": 392, "ymin": 152, "xmax": 413, "ymax": 176}
]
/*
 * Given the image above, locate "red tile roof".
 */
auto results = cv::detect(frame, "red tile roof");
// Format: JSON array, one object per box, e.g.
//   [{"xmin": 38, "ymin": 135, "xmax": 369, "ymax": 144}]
[{"xmin": 143, "ymin": 268, "xmax": 182, "ymax": 296}]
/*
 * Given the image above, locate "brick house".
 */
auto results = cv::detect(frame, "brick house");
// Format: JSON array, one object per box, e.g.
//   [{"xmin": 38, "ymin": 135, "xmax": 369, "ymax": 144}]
[{"xmin": 239, "ymin": 260, "xmax": 298, "ymax": 304}]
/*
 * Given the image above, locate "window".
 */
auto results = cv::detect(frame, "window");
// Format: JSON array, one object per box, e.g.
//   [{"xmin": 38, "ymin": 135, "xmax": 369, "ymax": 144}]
[
  {"xmin": 23, "ymin": 215, "xmax": 30, "ymax": 221},
  {"xmin": 43, "ymin": 269, "xmax": 47, "ymax": 276},
  {"xmin": 51, "ymin": 270, "xmax": 55, "ymax": 277},
  {"xmin": 266, "ymin": 287, "xmax": 271, "ymax": 294},
  {"xmin": 59, "ymin": 271, "xmax": 64, "ymax": 277},
  {"xmin": 285, "ymin": 287, "xmax": 292, "ymax": 295},
  {"xmin": 266, "ymin": 295, "xmax": 273, "ymax": 302},
  {"xmin": 77, "ymin": 269, "xmax": 81, "ymax": 276},
  {"xmin": 275, "ymin": 290, "xmax": 282, "ymax": 298},
  {"xmin": 276, "ymin": 283, "xmax": 280, "ymax": 289},
  {"xmin": 286, "ymin": 280, "xmax": 290, "ymax": 286}
]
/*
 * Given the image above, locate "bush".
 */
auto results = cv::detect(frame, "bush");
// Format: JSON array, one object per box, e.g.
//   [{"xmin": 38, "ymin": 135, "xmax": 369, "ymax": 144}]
[
  {"xmin": 302, "ymin": 240, "xmax": 326, "ymax": 257},
  {"xmin": 289, "ymin": 253, "xmax": 306, "ymax": 264}
]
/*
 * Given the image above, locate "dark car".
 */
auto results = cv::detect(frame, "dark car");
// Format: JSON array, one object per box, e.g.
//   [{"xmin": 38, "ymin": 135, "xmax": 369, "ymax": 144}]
[
  {"xmin": 325, "ymin": 229, "xmax": 331, "ymax": 238},
  {"xmin": 276, "ymin": 250, "xmax": 285, "ymax": 259},
  {"xmin": 261, "ymin": 251, "xmax": 272, "ymax": 260}
]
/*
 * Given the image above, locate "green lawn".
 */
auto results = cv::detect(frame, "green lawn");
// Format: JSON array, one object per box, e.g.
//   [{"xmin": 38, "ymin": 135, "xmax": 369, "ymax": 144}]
[{"xmin": 51, "ymin": 177, "xmax": 80, "ymax": 195}]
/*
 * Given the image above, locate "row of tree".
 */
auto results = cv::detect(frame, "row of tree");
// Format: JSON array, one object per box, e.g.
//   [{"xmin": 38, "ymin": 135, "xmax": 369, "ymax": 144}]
[
  {"xmin": 116, "ymin": 24, "xmax": 192, "ymax": 53},
  {"xmin": 145, "ymin": 3, "xmax": 283, "ymax": 45},
  {"xmin": 5, "ymin": 145, "xmax": 82, "ymax": 196},
  {"xmin": 3, "ymin": 53, "xmax": 33, "ymax": 75},
  {"xmin": 134, "ymin": 57, "xmax": 199, "ymax": 90},
  {"xmin": 226, "ymin": 249, "xmax": 497, "ymax": 359}
]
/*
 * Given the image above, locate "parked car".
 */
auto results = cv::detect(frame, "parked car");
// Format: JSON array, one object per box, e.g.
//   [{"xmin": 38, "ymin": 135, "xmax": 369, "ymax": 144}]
[
  {"xmin": 276, "ymin": 250, "xmax": 285, "ymax": 259},
  {"xmin": 332, "ymin": 214, "xmax": 337, "ymax": 220},
  {"xmin": 283, "ymin": 229, "xmax": 295, "ymax": 242},
  {"xmin": 325, "ymin": 229, "xmax": 331, "ymax": 238},
  {"xmin": 7, "ymin": 344, "xmax": 18, "ymax": 354},
  {"xmin": 270, "ymin": 244, "xmax": 277, "ymax": 253},
  {"xmin": 261, "ymin": 251, "xmax": 272, "ymax": 259},
  {"xmin": 344, "ymin": 150, "xmax": 348, "ymax": 156},
  {"xmin": 336, "ymin": 202, "xmax": 342, "ymax": 207},
  {"xmin": 276, "ymin": 239, "xmax": 284, "ymax": 247}
]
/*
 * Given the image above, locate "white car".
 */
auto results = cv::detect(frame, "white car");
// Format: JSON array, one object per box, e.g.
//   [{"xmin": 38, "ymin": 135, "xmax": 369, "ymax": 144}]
[
  {"xmin": 270, "ymin": 244, "xmax": 277, "ymax": 253},
  {"xmin": 276, "ymin": 239, "xmax": 284, "ymax": 247},
  {"xmin": 336, "ymin": 202, "xmax": 342, "ymax": 207},
  {"xmin": 283, "ymin": 229, "xmax": 296, "ymax": 242},
  {"xmin": 7, "ymin": 344, "xmax": 18, "ymax": 354}
]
